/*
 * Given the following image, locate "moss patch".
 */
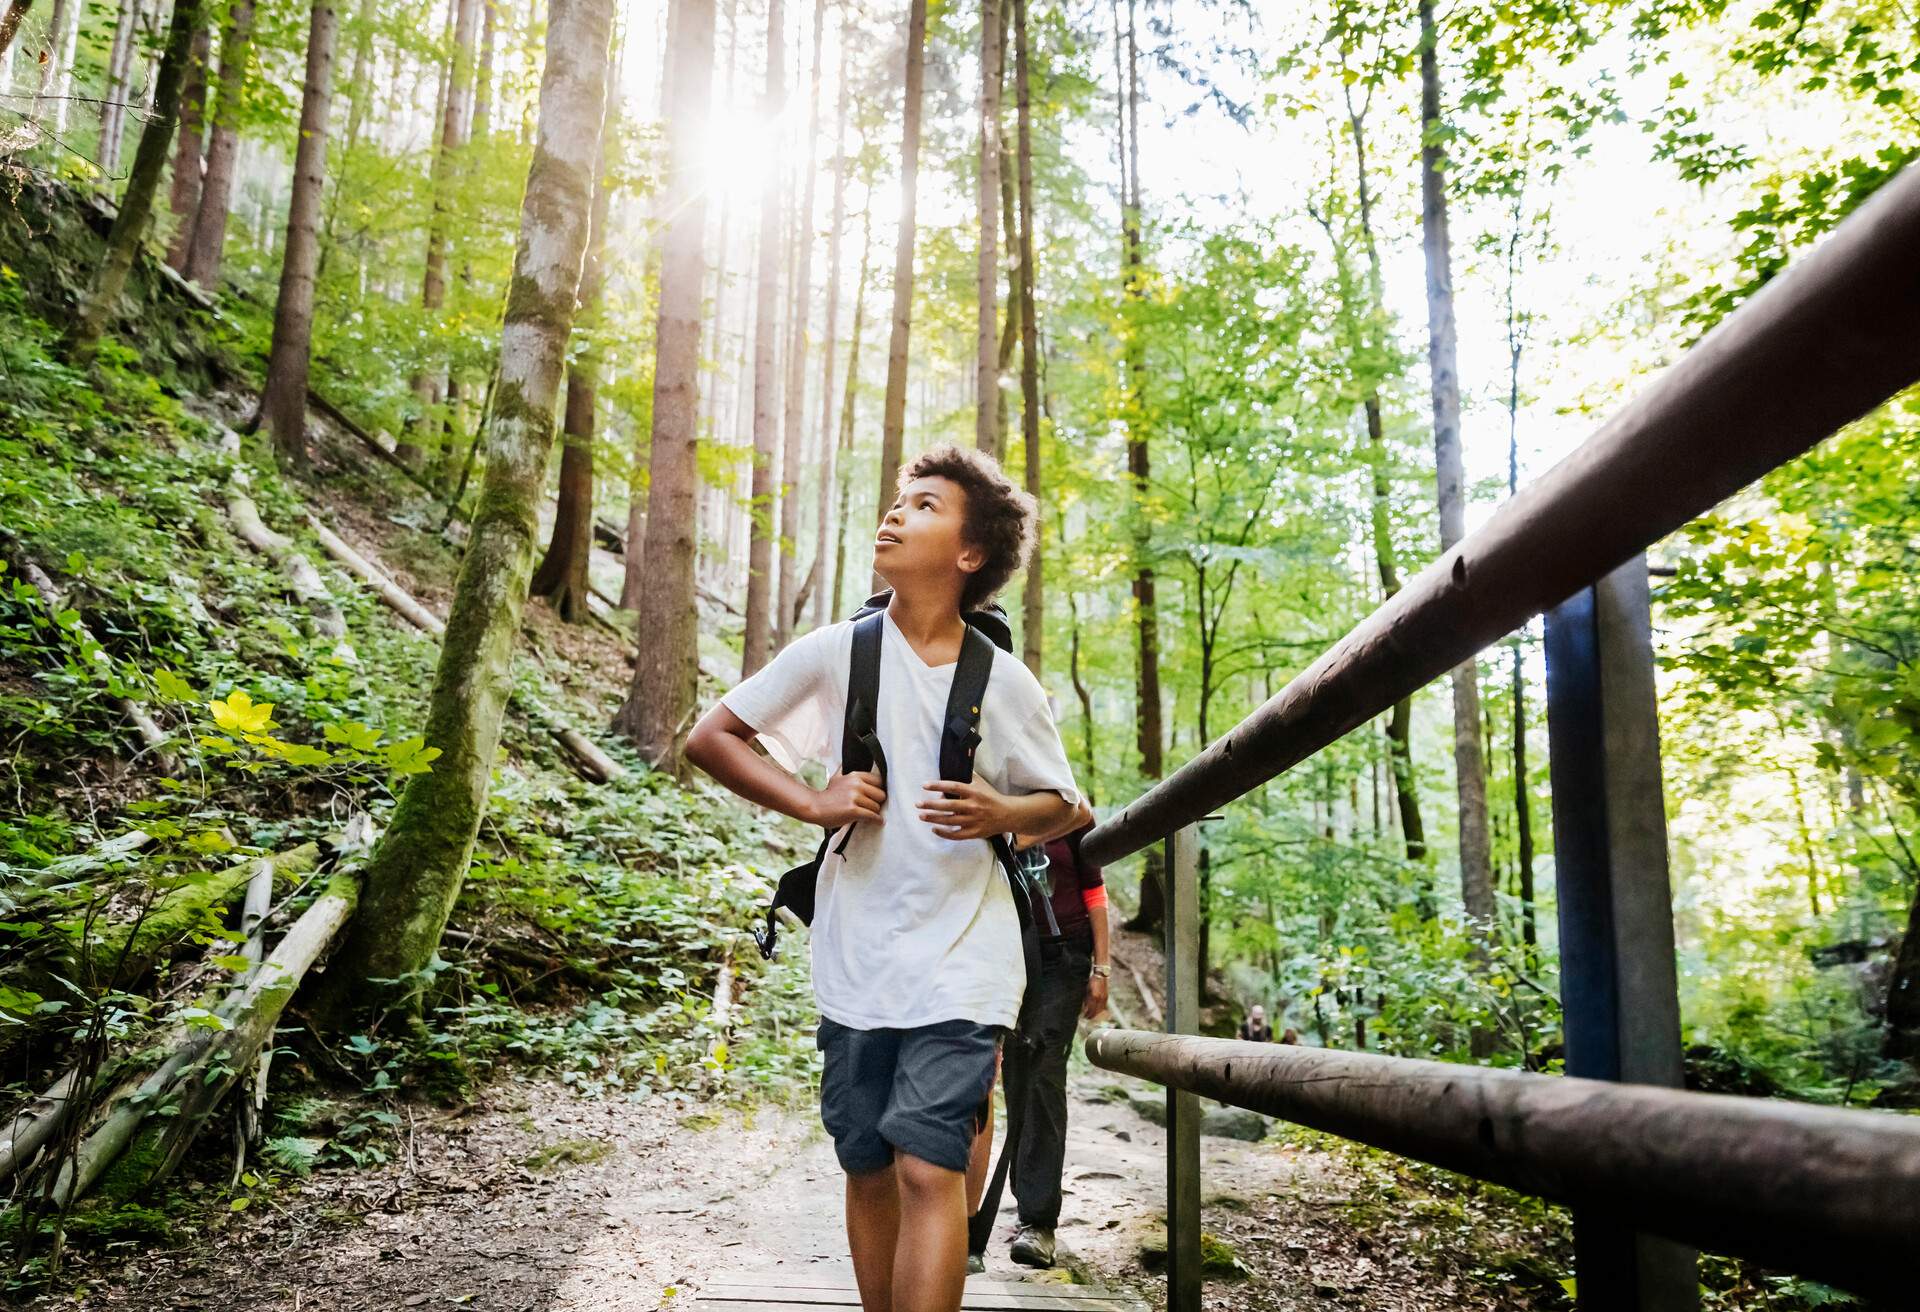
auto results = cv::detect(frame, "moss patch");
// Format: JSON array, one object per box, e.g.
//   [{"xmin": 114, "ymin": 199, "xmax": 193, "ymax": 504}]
[{"xmin": 519, "ymin": 1137, "xmax": 612, "ymax": 1173}]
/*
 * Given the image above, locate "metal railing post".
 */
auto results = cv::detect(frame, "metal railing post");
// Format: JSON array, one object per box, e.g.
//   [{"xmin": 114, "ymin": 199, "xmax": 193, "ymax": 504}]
[
  {"xmin": 1164, "ymin": 824, "xmax": 1202, "ymax": 1312},
  {"xmin": 1544, "ymin": 555, "xmax": 1697, "ymax": 1312}
]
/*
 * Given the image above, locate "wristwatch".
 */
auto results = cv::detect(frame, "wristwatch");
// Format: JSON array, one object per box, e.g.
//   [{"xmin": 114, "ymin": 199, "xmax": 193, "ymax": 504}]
[{"xmin": 1090, "ymin": 964, "xmax": 1111, "ymax": 979}]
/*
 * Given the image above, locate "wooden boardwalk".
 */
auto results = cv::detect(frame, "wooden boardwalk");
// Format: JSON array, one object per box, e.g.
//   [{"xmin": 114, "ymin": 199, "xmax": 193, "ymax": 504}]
[{"xmin": 695, "ymin": 1270, "xmax": 1150, "ymax": 1312}]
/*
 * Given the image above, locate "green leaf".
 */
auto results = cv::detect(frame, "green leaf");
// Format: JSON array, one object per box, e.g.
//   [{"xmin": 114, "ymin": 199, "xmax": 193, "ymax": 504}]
[
  {"xmin": 385, "ymin": 736, "xmax": 442, "ymax": 776},
  {"xmin": 152, "ymin": 668, "xmax": 196, "ymax": 702}
]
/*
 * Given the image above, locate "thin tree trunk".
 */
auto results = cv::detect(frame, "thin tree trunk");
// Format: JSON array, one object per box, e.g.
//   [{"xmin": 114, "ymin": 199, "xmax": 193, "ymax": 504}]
[
  {"xmin": 1505, "ymin": 264, "xmax": 1537, "ymax": 954},
  {"xmin": 874, "ymin": 0, "xmax": 928, "ymax": 535},
  {"xmin": 182, "ymin": 0, "xmax": 256, "ymax": 287},
  {"xmin": 613, "ymin": 0, "xmax": 715, "ymax": 769},
  {"xmin": 832, "ymin": 199, "xmax": 872, "ymax": 622},
  {"xmin": 810, "ymin": 10, "xmax": 849, "ymax": 632},
  {"xmin": 38, "ymin": 0, "xmax": 80, "ymax": 134},
  {"xmin": 164, "ymin": 24, "xmax": 211, "ymax": 272},
  {"xmin": 256, "ymin": 0, "xmax": 341, "ymax": 472},
  {"xmin": 1115, "ymin": 0, "xmax": 1163, "ymax": 935},
  {"xmin": 1014, "ymin": 0, "xmax": 1040, "ymax": 675},
  {"xmin": 100, "ymin": 0, "xmax": 144, "ymax": 174},
  {"xmin": 741, "ymin": 0, "xmax": 787, "ymax": 677},
  {"xmin": 317, "ymin": 0, "xmax": 614, "ymax": 1018},
  {"xmin": 530, "ymin": 96, "xmax": 617, "ymax": 623},
  {"xmin": 473, "ymin": 0, "xmax": 495, "ymax": 137},
  {"xmin": 975, "ymin": 0, "xmax": 1002, "ymax": 460},
  {"xmin": 69, "ymin": 0, "xmax": 206, "ymax": 362},
  {"xmin": 777, "ymin": 0, "xmax": 824, "ymax": 648},
  {"xmin": 400, "ymin": 0, "xmax": 481, "ymax": 472},
  {"xmin": 1418, "ymin": 0, "xmax": 1495, "ymax": 950}
]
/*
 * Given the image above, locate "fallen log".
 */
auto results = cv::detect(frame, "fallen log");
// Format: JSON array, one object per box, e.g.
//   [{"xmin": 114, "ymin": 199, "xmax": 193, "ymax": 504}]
[
  {"xmin": 14, "ymin": 559, "xmax": 177, "ymax": 773},
  {"xmin": 91, "ymin": 865, "xmax": 362, "ymax": 1202},
  {"xmin": 225, "ymin": 469, "xmax": 347, "ymax": 639},
  {"xmin": 304, "ymin": 514, "xmax": 447, "ymax": 637}
]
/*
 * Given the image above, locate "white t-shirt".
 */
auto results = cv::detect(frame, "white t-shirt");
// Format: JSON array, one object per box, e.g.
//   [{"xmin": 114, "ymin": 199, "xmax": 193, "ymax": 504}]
[{"xmin": 723, "ymin": 611, "xmax": 1081, "ymax": 1031}]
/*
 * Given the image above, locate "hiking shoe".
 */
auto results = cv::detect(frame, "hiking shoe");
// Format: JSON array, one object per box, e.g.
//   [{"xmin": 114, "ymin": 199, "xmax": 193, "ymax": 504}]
[
  {"xmin": 967, "ymin": 1252, "xmax": 986, "ymax": 1275},
  {"xmin": 1009, "ymin": 1225, "xmax": 1056, "ymax": 1268}
]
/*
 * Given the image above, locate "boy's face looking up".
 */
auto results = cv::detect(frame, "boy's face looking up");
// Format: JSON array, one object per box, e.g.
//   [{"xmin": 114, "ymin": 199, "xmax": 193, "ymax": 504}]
[{"xmin": 873, "ymin": 475, "xmax": 983, "ymax": 602}]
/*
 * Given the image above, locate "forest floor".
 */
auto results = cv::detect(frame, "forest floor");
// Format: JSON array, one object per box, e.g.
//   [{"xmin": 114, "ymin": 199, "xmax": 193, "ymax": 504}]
[
  {"xmin": 24, "ymin": 1057, "xmax": 1567, "ymax": 1312},
  {"xmin": 24, "ymin": 919, "xmax": 1569, "ymax": 1312}
]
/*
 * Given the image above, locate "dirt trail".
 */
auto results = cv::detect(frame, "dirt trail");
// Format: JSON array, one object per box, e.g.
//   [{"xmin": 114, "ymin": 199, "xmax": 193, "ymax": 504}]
[{"xmin": 32, "ymin": 1044, "xmax": 1549, "ymax": 1312}]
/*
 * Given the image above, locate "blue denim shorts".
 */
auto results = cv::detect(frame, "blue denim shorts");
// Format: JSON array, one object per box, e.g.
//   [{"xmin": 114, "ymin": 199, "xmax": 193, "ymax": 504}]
[{"xmin": 816, "ymin": 1017, "xmax": 1002, "ymax": 1175}]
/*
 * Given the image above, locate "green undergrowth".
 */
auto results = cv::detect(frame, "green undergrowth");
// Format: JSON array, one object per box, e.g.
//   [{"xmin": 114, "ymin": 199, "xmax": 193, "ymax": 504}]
[
  {"xmin": 1265, "ymin": 1123, "xmax": 1858, "ymax": 1310},
  {"xmin": 0, "ymin": 193, "xmax": 825, "ymax": 1273}
]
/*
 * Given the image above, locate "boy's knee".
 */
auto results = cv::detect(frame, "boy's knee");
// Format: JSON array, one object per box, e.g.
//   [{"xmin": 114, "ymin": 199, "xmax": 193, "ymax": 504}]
[
  {"xmin": 894, "ymin": 1152, "xmax": 961, "ymax": 1202},
  {"xmin": 846, "ymin": 1161, "xmax": 897, "ymax": 1197}
]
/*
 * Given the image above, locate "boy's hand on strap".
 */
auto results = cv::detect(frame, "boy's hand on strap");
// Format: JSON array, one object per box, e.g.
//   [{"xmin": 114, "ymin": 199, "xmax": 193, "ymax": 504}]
[
  {"xmin": 808, "ymin": 770, "xmax": 887, "ymax": 829},
  {"xmin": 919, "ymin": 779, "xmax": 1018, "ymax": 841}
]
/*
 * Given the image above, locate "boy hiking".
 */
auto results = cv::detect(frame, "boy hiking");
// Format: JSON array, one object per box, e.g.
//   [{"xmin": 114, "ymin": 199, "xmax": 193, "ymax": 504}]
[{"xmin": 686, "ymin": 445, "xmax": 1084, "ymax": 1312}]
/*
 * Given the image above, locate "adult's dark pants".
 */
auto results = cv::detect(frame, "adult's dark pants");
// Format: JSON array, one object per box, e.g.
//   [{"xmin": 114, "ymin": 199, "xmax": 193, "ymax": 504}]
[{"xmin": 1005, "ymin": 928, "xmax": 1092, "ymax": 1230}]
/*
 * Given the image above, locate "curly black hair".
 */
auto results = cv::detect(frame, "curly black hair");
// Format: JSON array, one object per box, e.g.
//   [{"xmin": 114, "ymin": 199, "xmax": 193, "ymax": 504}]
[{"xmin": 899, "ymin": 443, "xmax": 1037, "ymax": 612}]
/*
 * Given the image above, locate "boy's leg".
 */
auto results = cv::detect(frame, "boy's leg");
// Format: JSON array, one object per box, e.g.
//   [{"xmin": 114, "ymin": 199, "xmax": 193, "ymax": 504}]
[
  {"xmin": 878, "ymin": 1020, "xmax": 1002, "ymax": 1312},
  {"xmin": 894, "ymin": 1153, "xmax": 969, "ymax": 1312},
  {"xmin": 846, "ymin": 1164, "xmax": 901, "ymax": 1312},
  {"xmin": 818, "ymin": 1019, "xmax": 905, "ymax": 1312}
]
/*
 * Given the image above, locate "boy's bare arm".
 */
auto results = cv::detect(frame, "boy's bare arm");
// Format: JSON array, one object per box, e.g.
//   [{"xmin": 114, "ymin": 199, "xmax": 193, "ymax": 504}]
[
  {"xmin": 918, "ymin": 779, "xmax": 1077, "ymax": 842},
  {"xmin": 685, "ymin": 704, "xmax": 885, "ymax": 828}
]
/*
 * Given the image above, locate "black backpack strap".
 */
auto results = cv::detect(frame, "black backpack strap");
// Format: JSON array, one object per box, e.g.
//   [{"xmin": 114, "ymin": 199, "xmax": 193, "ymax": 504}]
[
  {"xmin": 829, "ymin": 611, "xmax": 887, "ymax": 860},
  {"xmin": 938, "ymin": 624, "xmax": 996, "ymax": 784}
]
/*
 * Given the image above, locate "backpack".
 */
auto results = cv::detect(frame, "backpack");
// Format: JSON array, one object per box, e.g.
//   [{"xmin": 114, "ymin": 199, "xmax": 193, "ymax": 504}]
[{"xmin": 750, "ymin": 590, "xmax": 1057, "ymax": 963}]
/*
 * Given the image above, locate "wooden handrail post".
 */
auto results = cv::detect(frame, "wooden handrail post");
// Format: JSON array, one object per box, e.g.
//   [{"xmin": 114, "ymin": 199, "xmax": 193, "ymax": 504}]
[
  {"xmin": 1544, "ymin": 555, "xmax": 1697, "ymax": 1312},
  {"xmin": 1164, "ymin": 824, "xmax": 1202, "ymax": 1312}
]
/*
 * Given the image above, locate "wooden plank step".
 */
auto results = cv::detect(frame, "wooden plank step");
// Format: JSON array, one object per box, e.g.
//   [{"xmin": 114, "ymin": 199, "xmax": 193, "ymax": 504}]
[{"xmin": 696, "ymin": 1270, "xmax": 1147, "ymax": 1312}]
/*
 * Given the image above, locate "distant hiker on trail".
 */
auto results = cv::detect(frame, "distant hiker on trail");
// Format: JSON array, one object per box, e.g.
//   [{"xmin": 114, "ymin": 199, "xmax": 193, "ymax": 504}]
[
  {"xmin": 966, "ymin": 818, "xmax": 1110, "ymax": 1271},
  {"xmin": 1239, "ymin": 1006, "xmax": 1274, "ymax": 1043},
  {"xmin": 685, "ymin": 444, "xmax": 1083, "ymax": 1312}
]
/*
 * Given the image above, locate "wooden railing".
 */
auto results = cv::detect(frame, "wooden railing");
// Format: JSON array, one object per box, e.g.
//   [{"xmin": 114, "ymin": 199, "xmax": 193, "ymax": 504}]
[{"xmin": 1081, "ymin": 161, "xmax": 1920, "ymax": 1311}]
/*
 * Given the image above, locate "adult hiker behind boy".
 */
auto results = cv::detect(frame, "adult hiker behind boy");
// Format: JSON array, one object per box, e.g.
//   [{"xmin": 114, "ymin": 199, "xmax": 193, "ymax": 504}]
[{"xmin": 685, "ymin": 444, "xmax": 1083, "ymax": 1312}]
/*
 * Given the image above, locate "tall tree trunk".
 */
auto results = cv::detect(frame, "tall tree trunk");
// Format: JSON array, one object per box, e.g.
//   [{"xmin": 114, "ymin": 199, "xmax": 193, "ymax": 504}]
[
  {"xmin": 613, "ymin": 0, "xmax": 716, "ymax": 768},
  {"xmin": 37, "ymin": 0, "xmax": 80, "ymax": 134},
  {"xmin": 810, "ymin": 10, "xmax": 849, "ymax": 632},
  {"xmin": 741, "ymin": 0, "xmax": 786, "ymax": 677},
  {"xmin": 1337, "ymin": 86, "xmax": 1427, "ymax": 870},
  {"xmin": 623, "ymin": 1, "xmax": 690, "ymax": 612},
  {"xmin": 1505, "ymin": 259, "xmax": 1537, "ymax": 955},
  {"xmin": 69, "ymin": 0, "xmax": 205, "ymax": 362},
  {"xmin": 874, "ymin": 0, "xmax": 928, "ymax": 532},
  {"xmin": 832, "ymin": 199, "xmax": 873, "ymax": 622},
  {"xmin": 400, "ymin": 0, "xmax": 482, "ymax": 473},
  {"xmin": 777, "ymin": 0, "xmax": 824, "ymax": 648},
  {"xmin": 318, "ymin": 0, "xmax": 614, "ymax": 1018},
  {"xmin": 164, "ymin": 23, "xmax": 211, "ymax": 272},
  {"xmin": 974, "ymin": 0, "xmax": 1002, "ymax": 460},
  {"xmin": 1418, "ymin": 0, "xmax": 1495, "ymax": 957},
  {"xmin": 1115, "ymin": 0, "xmax": 1163, "ymax": 935},
  {"xmin": 1013, "ymin": 0, "xmax": 1040, "ymax": 675},
  {"xmin": 256, "ymin": 0, "xmax": 341, "ymax": 472},
  {"xmin": 530, "ymin": 102, "xmax": 616, "ymax": 623},
  {"xmin": 99, "ymin": 0, "xmax": 144, "ymax": 174},
  {"xmin": 0, "ymin": 0, "xmax": 34, "ymax": 64},
  {"xmin": 473, "ymin": 0, "xmax": 496, "ymax": 137},
  {"xmin": 181, "ymin": 0, "xmax": 255, "ymax": 287}
]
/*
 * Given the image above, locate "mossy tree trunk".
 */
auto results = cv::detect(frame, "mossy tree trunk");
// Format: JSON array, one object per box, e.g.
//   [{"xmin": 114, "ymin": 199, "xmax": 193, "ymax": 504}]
[
  {"xmin": 257, "ymin": 0, "xmax": 341, "ymax": 473},
  {"xmin": 67, "ymin": 0, "xmax": 205, "ymax": 362},
  {"xmin": 317, "ymin": 0, "xmax": 615, "ymax": 1018},
  {"xmin": 614, "ymin": 0, "xmax": 717, "ymax": 769}
]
